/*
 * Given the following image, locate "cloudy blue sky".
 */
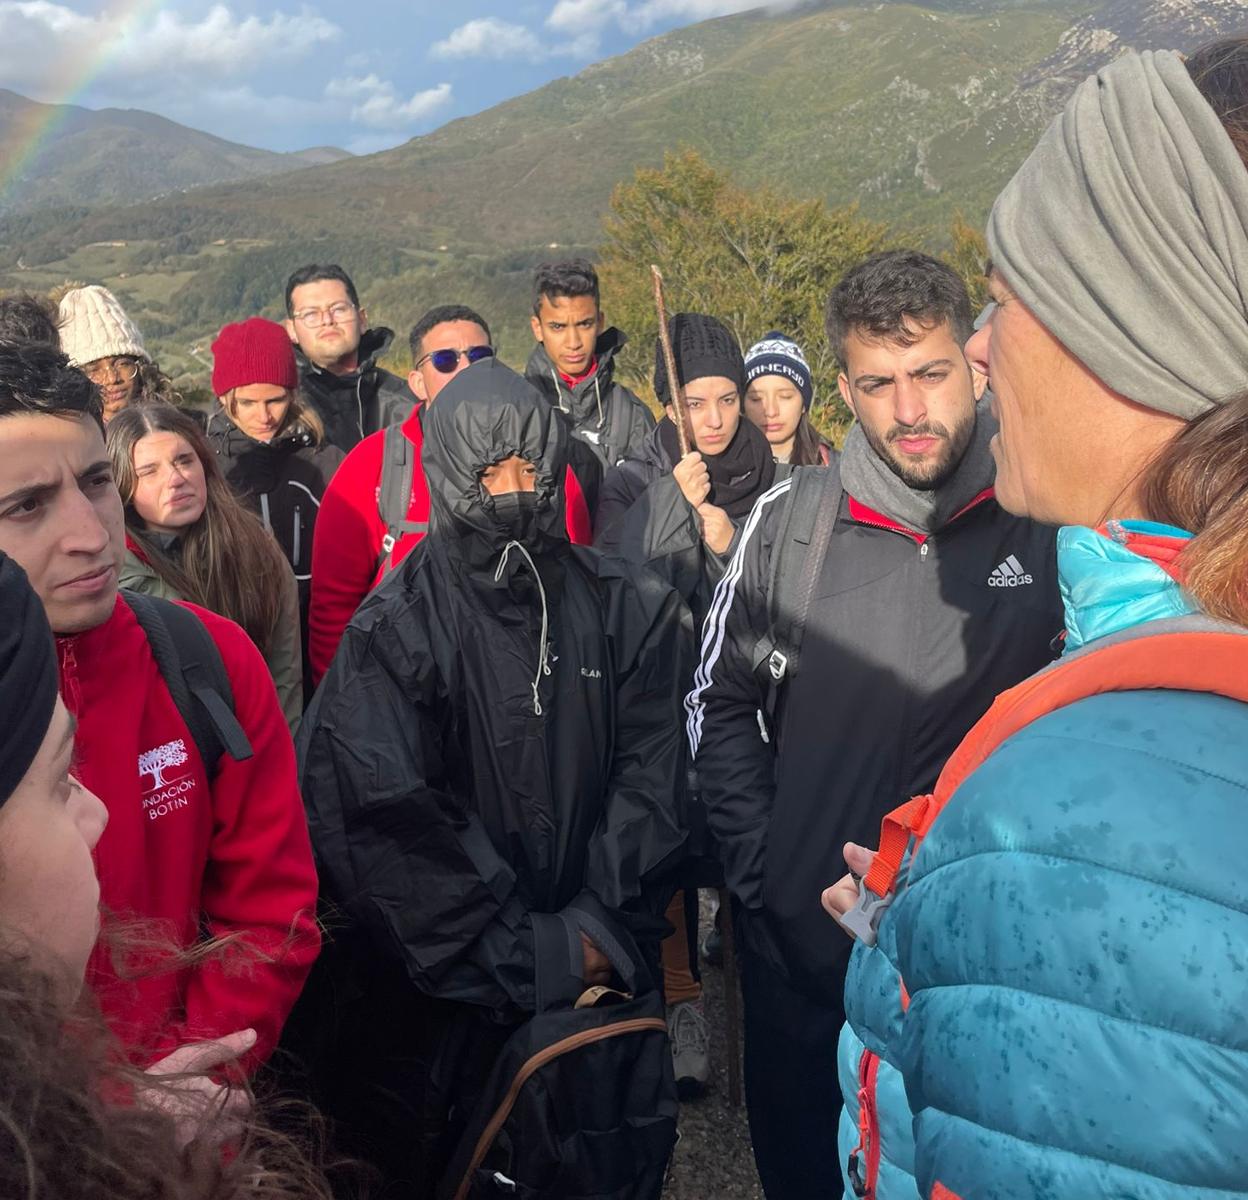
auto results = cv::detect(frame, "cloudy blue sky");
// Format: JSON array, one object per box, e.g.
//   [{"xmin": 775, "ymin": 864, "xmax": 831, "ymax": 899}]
[{"xmin": 0, "ymin": 0, "xmax": 780, "ymax": 155}]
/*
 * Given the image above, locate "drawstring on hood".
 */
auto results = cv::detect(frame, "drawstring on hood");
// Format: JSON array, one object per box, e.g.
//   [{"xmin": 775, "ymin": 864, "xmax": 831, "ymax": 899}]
[
  {"xmin": 526, "ymin": 327, "xmax": 628, "ymax": 431},
  {"xmin": 546, "ymin": 365, "xmax": 606, "ymax": 431},
  {"xmin": 494, "ymin": 540, "xmax": 552, "ymax": 715}
]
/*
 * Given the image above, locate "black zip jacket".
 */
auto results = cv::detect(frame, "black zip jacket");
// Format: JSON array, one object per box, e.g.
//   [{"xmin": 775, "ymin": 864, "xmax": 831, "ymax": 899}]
[
  {"xmin": 297, "ymin": 358, "xmax": 688, "ymax": 1018},
  {"xmin": 525, "ymin": 327, "xmax": 655, "ymax": 471},
  {"xmin": 296, "ymin": 326, "xmax": 410, "ymax": 452},
  {"xmin": 205, "ymin": 411, "xmax": 344, "ymax": 606},
  {"xmin": 685, "ymin": 475, "xmax": 1062, "ymax": 1003}
]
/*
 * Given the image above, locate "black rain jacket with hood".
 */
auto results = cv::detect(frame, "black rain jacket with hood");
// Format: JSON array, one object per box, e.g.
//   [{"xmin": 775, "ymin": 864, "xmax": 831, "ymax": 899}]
[
  {"xmin": 297, "ymin": 357, "xmax": 689, "ymax": 1018},
  {"xmin": 296, "ymin": 325, "xmax": 410, "ymax": 452},
  {"xmin": 525, "ymin": 327, "xmax": 655, "ymax": 472}
]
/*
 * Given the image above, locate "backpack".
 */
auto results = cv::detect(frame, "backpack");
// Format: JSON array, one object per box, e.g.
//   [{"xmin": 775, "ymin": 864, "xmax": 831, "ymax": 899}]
[
  {"xmin": 438, "ymin": 897, "xmax": 677, "ymax": 1200},
  {"xmin": 840, "ymin": 615, "xmax": 1248, "ymax": 947},
  {"xmin": 375, "ymin": 422, "xmax": 429, "ymax": 578},
  {"xmin": 750, "ymin": 457, "xmax": 843, "ymax": 726},
  {"xmin": 123, "ymin": 591, "xmax": 254, "ymax": 779}
]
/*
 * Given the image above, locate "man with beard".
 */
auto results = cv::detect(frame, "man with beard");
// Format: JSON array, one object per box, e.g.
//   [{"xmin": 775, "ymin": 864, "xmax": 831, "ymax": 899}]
[
  {"xmin": 684, "ymin": 250, "xmax": 1061, "ymax": 1197},
  {"xmin": 297, "ymin": 357, "xmax": 688, "ymax": 1195}
]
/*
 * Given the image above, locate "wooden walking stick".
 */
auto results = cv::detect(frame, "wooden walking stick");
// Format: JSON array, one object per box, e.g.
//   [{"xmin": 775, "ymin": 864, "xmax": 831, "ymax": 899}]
[{"xmin": 651, "ymin": 265, "xmax": 692, "ymax": 458}]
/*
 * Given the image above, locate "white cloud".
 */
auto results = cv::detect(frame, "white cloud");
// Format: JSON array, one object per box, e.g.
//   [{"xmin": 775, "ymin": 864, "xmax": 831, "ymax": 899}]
[
  {"xmin": 545, "ymin": 0, "xmax": 801, "ymax": 54},
  {"xmin": 0, "ymin": 1, "xmax": 340, "ymax": 94},
  {"xmin": 325, "ymin": 75, "xmax": 453, "ymax": 129},
  {"xmin": 430, "ymin": 17, "xmax": 545, "ymax": 61}
]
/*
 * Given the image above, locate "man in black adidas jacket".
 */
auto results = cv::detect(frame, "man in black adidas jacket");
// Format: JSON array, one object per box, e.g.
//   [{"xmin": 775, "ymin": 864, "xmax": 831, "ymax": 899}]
[
  {"xmin": 685, "ymin": 251, "xmax": 1061, "ymax": 1198},
  {"xmin": 297, "ymin": 357, "xmax": 687, "ymax": 1195}
]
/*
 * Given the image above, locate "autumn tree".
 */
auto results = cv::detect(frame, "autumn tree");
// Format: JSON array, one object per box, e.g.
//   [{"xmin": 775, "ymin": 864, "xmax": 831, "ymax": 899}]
[
  {"xmin": 943, "ymin": 212, "xmax": 990, "ymax": 315},
  {"xmin": 598, "ymin": 149, "xmax": 897, "ymax": 441}
]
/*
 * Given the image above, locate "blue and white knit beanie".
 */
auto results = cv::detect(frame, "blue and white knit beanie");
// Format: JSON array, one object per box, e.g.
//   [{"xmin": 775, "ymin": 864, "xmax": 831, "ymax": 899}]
[{"xmin": 744, "ymin": 332, "xmax": 812, "ymax": 410}]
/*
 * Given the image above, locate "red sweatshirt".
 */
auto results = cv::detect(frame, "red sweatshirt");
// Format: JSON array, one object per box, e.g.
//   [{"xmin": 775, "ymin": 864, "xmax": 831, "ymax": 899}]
[
  {"xmin": 308, "ymin": 406, "xmax": 594, "ymax": 683},
  {"xmin": 58, "ymin": 596, "xmax": 320, "ymax": 1068}
]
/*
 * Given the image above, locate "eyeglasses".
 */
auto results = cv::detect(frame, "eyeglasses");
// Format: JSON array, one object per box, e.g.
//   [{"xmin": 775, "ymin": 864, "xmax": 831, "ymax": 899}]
[
  {"xmin": 416, "ymin": 345, "xmax": 495, "ymax": 374},
  {"xmin": 83, "ymin": 356, "xmax": 141, "ymax": 384},
  {"xmin": 292, "ymin": 302, "xmax": 357, "ymax": 328}
]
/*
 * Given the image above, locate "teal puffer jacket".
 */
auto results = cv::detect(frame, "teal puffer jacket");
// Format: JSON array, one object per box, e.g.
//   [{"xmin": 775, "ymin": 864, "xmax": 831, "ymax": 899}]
[{"xmin": 839, "ymin": 522, "xmax": 1248, "ymax": 1200}]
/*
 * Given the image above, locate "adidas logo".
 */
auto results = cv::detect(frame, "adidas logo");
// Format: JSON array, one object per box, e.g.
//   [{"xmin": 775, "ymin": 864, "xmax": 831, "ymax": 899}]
[{"xmin": 988, "ymin": 554, "xmax": 1034, "ymax": 587}]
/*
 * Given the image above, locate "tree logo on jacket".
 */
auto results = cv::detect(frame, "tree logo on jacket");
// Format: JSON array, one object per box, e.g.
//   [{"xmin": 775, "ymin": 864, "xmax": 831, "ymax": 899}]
[{"xmin": 137, "ymin": 738, "xmax": 198, "ymax": 821}]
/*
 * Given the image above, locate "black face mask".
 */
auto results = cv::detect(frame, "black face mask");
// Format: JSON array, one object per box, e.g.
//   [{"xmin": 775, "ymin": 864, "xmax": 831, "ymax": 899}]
[{"xmin": 490, "ymin": 489, "xmax": 540, "ymax": 542}]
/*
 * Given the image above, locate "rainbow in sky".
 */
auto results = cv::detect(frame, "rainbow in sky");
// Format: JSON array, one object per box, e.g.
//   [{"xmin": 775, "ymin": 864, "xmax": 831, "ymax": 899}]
[{"xmin": 0, "ymin": 0, "xmax": 167, "ymax": 206}]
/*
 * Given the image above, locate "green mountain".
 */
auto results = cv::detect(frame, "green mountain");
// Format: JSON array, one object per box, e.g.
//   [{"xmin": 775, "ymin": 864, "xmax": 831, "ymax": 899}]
[
  {"xmin": 0, "ymin": 89, "xmax": 351, "ymax": 215},
  {"xmin": 1, "ymin": 0, "xmax": 1242, "ymax": 383}
]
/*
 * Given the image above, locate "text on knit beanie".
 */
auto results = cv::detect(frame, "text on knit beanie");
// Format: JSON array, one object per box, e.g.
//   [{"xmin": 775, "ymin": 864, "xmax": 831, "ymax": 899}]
[
  {"xmin": 744, "ymin": 332, "xmax": 813, "ymax": 410},
  {"xmin": 57, "ymin": 286, "xmax": 149, "ymax": 369},
  {"xmin": 0, "ymin": 552, "xmax": 59, "ymax": 806},
  {"xmin": 988, "ymin": 50, "xmax": 1248, "ymax": 421},
  {"xmin": 211, "ymin": 317, "xmax": 299, "ymax": 396},
  {"xmin": 653, "ymin": 313, "xmax": 746, "ymax": 406}
]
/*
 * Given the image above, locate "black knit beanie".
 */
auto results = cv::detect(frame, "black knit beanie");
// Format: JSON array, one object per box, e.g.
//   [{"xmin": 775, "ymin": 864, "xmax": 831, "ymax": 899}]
[
  {"xmin": 0, "ymin": 552, "xmax": 59, "ymax": 806},
  {"xmin": 653, "ymin": 313, "xmax": 746, "ymax": 405}
]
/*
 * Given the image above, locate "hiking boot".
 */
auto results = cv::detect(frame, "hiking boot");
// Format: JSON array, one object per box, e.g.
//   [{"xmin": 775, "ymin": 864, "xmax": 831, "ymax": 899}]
[{"xmin": 668, "ymin": 997, "xmax": 711, "ymax": 1098}]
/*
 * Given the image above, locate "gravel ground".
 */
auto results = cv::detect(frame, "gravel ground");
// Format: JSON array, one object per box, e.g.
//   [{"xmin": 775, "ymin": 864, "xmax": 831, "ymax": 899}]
[{"xmin": 663, "ymin": 896, "xmax": 763, "ymax": 1200}]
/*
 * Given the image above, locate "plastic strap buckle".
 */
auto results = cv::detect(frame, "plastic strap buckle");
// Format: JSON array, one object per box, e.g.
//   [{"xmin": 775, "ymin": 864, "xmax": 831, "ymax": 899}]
[
  {"xmin": 836, "ymin": 877, "xmax": 893, "ymax": 948},
  {"xmin": 380, "ymin": 533, "xmax": 396, "ymax": 555},
  {"xmin": 767, "ymin": 648, "xmax": 788, "ymax": 682}
]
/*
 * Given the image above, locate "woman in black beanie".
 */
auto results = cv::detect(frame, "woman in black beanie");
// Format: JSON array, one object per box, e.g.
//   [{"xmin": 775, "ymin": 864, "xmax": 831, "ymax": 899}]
[
  {"xmin": 0, "ymin": 550, "xmax": 108, "ymax": 994},
  {"xmin": 594, "ymin": 313, "xmax": 775, "ymax": 580}
]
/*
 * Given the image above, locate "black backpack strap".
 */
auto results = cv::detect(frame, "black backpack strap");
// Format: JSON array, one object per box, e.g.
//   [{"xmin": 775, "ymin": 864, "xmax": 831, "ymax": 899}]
[
  {"xmin": 374, "ymin": 423, "xmax": 428, "ymax": 577},
  {"xmin": 123, "ymin": 591, "xmax": 254, "ymax": 777},
  {"xmin": 752, "ymin": 461, "xmax": 843, "ymax": 721}
]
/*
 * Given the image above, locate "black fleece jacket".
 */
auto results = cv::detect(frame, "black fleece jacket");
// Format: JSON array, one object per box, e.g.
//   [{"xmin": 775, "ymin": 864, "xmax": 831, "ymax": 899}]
[{"xmin": 296, "ymin": 326, "xmax": 410, "ymax": 452}]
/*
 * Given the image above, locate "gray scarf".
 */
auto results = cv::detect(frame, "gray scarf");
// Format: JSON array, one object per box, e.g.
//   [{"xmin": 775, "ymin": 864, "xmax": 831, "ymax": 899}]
[
  {"xmin": 988, "ymin": 49, "xmax": 1248, "ymax": 420},
  {"xmin": 839, "ymin": 403, "xmax": 997, "ymax": 534}
]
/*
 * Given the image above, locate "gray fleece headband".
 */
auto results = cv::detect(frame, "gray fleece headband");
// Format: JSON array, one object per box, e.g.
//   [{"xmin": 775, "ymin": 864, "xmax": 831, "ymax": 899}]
[{"xmin": 988, "ymin": 49, "xmax": 1248, "ymax": 421}]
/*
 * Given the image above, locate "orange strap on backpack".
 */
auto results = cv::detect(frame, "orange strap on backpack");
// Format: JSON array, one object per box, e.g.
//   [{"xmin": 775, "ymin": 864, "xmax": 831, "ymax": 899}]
[{"xmin": 840, "ymin": 628, "xmax": 1248, "ymax": 946}]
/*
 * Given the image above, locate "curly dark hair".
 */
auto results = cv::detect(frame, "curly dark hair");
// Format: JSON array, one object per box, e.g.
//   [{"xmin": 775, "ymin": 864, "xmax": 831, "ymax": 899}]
[
  {"xmin": 825, "ymin": 250, "xmax": 973, "ymax": 366},
  {"xmin": 0, "ymin": 293, "xmax": 61, "ymax": 349},
  {"xmin": 135, "ymin": 359, "xmax": 183, "ymax": 407},
  {"xmin": 0, "ymin": 950, "xmax": 334, "ymax": 1200},
  {"xmin": 0, "ymin": 341, "xmax": 103, "ymax": 432}
]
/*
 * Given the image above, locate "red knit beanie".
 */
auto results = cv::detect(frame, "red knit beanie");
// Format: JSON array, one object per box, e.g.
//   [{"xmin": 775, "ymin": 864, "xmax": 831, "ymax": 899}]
[{"xmin": 211, "ymin": 317, "xmax": 298, "ymax": 396}]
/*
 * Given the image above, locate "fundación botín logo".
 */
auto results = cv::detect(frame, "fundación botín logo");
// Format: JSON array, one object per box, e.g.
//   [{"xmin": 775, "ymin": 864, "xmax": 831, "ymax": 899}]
[
  {"xmin": 138, "ymin": 738, "xmax": 196, "ymax": 820},
  {"xmin": 987, "ymin": 554, "xmax": 1034, "ymax": 588}
]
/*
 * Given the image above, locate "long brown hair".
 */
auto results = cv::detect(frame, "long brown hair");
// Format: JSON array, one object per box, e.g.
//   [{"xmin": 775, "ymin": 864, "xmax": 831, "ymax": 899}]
[
  {"xmin": 790, "ymin": 414, "xmax": 829, "ymax": 466},
  {"xmin": 219, "ymin": 388, "xmax": 326, "ymax": 445},
  {"xmin": 1142, "ymin": 393, "xmax": 1248, "ymax": 624},
  {"xmin": 0, "ymin": 950, "xmax": 335, "ymax": 1200},
  {"xmin": 107, "ymin": 404, "xmax": 289, "ymax": 655},
  {"xmin": 1135, "ymin": 39, "xmax": 1248, "ymax": 626}
]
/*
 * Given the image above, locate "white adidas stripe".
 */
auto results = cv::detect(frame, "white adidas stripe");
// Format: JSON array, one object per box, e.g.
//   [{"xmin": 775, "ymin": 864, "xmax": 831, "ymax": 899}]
[{"xmin": 684, "ymin": 476, "xmax": 794, "ymax": 755}]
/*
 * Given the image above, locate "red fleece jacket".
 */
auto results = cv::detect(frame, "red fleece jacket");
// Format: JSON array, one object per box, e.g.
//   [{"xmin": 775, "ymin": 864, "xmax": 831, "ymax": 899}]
[
  {"xmin": 308, "ymin": 407, "xmax": 594, "ymax": 683},
  {"xmin": 58, "ymin": 597, "xmax": 320, "ymax": 1068}
]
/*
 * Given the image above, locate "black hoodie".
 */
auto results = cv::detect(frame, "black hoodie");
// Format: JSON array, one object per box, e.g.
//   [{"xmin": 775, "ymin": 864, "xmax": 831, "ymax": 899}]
[
  {"xmin": 525, "ymin": 327, "xmax": 655, "ymax": 471},
  {"xmin": 295, "ymin": 326, "xmax": 410, "ymax": 452},
  {"xmin": 297, "ymin": 358, "xmax": 689, "ymax": 1017}
]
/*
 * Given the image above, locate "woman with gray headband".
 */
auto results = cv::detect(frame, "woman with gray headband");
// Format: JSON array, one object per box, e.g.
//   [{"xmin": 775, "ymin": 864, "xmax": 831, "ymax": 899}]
[{"xmin": 825, "ymin": 39, "xmax": 1248, "ymax": 1200}]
